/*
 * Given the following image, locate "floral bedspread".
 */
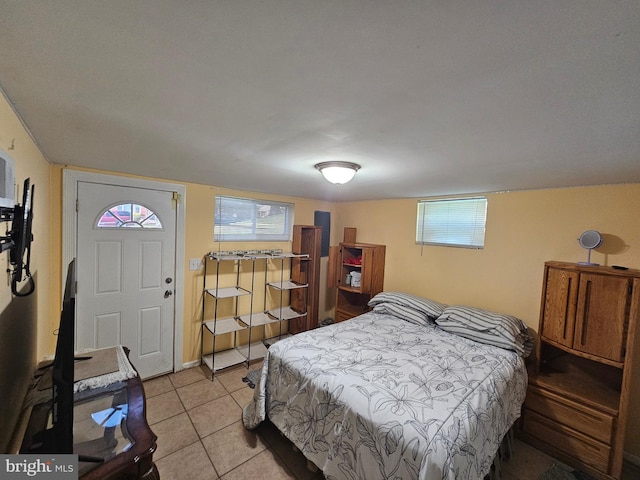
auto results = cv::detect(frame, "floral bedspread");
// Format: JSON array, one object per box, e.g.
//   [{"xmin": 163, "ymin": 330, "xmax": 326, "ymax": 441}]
[{"xmin": 243, "ymin": 312, "xmax": 527, "ymax": 480}]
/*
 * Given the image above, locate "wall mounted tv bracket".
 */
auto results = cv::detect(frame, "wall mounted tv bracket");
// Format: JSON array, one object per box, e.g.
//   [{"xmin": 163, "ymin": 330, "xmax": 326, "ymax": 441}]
[{"xmin": 0, "ymin": 178, "xmax": 35, "ymax": 297}]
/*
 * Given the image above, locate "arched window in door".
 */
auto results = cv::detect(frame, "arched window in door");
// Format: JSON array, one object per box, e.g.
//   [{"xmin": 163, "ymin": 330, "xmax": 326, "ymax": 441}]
[{"xmin": 96, "ymin": 202, "xmax": 163, "ymax": 229}]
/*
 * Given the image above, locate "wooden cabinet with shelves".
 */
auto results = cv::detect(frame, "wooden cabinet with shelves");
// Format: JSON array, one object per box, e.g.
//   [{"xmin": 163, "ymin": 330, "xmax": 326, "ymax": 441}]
[
  {"xmin": 288, "ymin": 225, "xmax": 321, "ymax": 333},
  {"xmin": 328, "ymin": 241, "xmax": 385, "ymax": 322},
  {"xmin": 520, "ymin": 261, "xmax": 640, "ymax": 480}
]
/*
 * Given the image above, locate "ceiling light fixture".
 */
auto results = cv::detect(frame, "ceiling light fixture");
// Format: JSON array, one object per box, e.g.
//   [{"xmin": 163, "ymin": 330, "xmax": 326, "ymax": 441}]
[{"xmin": 314, "ymin": 161, "xmax": 361, "ymax": 185}]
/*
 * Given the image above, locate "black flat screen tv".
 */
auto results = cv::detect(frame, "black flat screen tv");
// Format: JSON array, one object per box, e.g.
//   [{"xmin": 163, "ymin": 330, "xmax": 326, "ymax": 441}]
[
  {"xmin": 50, "ymin": 257, "xmax": 76, "ymax": 453},
  {"xmin": 32, "ymin": 258, "xmax": 76, "ymax": 453}
]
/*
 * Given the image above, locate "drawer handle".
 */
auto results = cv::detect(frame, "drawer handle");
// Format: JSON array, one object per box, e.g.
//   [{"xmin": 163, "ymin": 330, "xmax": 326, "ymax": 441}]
[
  {"xmin": 563, "ymin": 277, "xmax": 572, "ymax": 340},
  {"xmin": 580, "ymin": 280, "xmax": 592, "ymax": 346}
]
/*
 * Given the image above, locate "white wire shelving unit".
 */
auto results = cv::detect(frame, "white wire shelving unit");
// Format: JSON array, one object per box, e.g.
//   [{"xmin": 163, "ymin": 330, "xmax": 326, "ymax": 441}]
[{"xmin": 201, "ymin": 250, "xmax": 309, "ymax": 378}]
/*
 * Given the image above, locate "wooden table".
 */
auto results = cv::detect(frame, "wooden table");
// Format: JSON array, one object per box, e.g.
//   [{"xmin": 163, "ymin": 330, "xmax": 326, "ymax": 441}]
[{"xmin": 21, "ymin": 353, "xmax": 158, "ymax": 480}]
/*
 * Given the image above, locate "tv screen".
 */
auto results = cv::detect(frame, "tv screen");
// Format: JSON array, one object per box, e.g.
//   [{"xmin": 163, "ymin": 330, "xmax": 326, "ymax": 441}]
[
  {"xmin": 42, "ymin": 258, "xmax": 76, "ymax": 453},
  {"xmin": 24, "ymin": 259, "xmax": 75, "ymax": 454}
]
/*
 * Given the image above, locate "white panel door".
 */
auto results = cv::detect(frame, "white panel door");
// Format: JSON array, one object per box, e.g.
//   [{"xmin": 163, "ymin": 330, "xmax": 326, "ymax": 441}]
[{"xmin": 76, "ymin": 182, "xmax": 176, "ymax": 378}]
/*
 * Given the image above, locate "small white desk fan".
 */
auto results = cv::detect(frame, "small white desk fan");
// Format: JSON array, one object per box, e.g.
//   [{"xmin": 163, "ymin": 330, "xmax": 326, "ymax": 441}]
[{"xmin": 578, "ymin": 230, "xmax": 602, "ymax": 266}]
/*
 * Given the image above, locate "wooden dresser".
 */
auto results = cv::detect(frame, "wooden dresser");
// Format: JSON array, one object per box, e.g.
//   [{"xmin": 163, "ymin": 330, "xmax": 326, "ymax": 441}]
[{"xmin": 520, "ymin": 261, "xmax": 640, "ymax": 480}]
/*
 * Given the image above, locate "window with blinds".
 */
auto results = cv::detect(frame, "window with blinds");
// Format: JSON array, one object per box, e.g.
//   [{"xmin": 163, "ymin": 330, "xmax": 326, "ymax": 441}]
[
  {"xmin": 416, "ymin": 197, "xmax": 487, "ymax": 248},
  {"xmin": 214, "ymin": 195, "xmax": 294, "ymax": 241}
]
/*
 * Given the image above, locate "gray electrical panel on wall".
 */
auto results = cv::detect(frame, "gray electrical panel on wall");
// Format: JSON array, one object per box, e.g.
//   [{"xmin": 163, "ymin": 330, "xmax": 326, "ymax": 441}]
[{"xmin": 314, "ymin": 211, "xmax": 330, "ymax": 257}]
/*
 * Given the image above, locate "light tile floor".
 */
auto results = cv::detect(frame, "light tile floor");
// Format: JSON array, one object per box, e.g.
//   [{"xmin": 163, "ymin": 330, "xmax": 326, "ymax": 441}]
[{"xmin": 143, "ymin": 364, "xmax": 640, "ymax": 480}]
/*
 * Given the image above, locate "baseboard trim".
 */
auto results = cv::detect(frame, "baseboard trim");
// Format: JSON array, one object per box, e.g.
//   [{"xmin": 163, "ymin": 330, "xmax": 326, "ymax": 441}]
[
  {"xmin": 182, "ymin": 359, "xmax": 201, "ymax": 370},
  {"xmin": 624, "ymin": 451, "xmax": 640, "ymax": 467}
]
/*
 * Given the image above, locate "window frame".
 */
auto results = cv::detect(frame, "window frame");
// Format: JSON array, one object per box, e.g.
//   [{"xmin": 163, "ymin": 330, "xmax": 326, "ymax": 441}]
[
  {"xmin": 416, "ymin": 196, "xmax": 487, "ymax": 249},
  {"xmin": 214, "ymin": 195, "xmax": 294, "ymax": 242},
  {"xmin": 95, "ymin": 202, "xmax": 164, "ymax": 229}
]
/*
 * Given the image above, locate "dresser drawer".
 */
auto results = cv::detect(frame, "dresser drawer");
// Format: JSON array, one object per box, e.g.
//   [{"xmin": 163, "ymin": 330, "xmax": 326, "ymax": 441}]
[
  {"xmin": 525, "ymin": 386, "xmax": 614, "ymax": 444},
  {"xmin": 523, "ymin": 410, "xmax": 611, "ymax": 472}
]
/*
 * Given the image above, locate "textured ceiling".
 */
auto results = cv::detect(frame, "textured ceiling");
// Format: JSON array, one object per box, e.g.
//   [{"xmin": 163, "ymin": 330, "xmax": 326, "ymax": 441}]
[{"xmin": 1, "ymin": 1, "xmax": 639, "ymax": 201}]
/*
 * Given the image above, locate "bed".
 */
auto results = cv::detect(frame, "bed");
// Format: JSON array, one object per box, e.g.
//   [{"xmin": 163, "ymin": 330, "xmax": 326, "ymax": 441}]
[{"xmin": 243, "ymin": 292, "xmax": 532, "ymax": 480}]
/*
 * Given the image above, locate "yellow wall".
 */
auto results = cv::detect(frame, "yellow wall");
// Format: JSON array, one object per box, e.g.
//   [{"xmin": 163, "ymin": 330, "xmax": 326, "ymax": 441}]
[
  {"xmin": 333, "ymin": 184, "xmax": 640, "ymax": 455},
  {"xmin": 335, "ymin": 186, "xmax": 640, "ymax": 326},
  {"xmin": 0, "ymin": 91, "xmax": 51, "ymax": 450},
  {"xmin": 0, "ymin": 92, "xmax": 51, "ymax": 360}
]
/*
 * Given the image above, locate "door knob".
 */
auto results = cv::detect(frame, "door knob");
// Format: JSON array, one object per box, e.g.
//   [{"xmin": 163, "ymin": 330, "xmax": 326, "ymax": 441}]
[{"xmin": 164, "ymin": 290, "xmax": 173, "ymax": 298}]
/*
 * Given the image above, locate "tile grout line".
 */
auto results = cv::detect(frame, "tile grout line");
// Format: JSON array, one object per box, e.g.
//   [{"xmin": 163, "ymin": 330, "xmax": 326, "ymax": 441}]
[
  {"xmin": 148, "ymin": 366, "xmax": 323, "ymax": 480},
  {"xmin": 150, "ymin": 371, "xmax": 226, "ymax": 478}
]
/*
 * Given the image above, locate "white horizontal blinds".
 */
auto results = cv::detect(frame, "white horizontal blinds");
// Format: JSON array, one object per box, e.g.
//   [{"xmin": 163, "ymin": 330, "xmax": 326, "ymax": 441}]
[
  {"xmin": 214, "ymin": 195, "xmax": 294, "ymax": 241},
  {"xmin": 416, "ymin": 197, "xmax": 487, "ymax": 248}
]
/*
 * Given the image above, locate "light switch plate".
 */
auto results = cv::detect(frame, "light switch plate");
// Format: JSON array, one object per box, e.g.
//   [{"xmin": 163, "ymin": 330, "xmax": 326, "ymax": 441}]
[{"xmin": 189, "ymin": 258, "xmax": 202, "ymax": 271}]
